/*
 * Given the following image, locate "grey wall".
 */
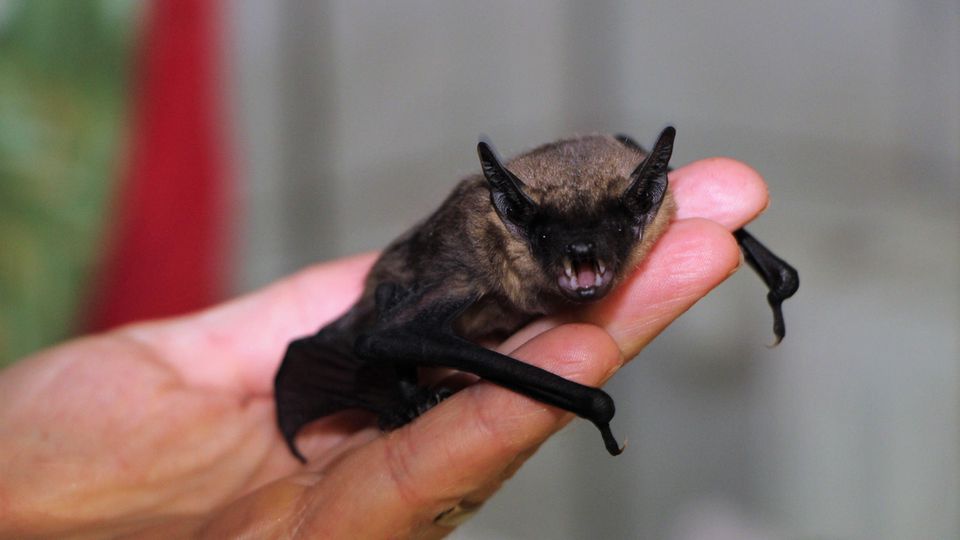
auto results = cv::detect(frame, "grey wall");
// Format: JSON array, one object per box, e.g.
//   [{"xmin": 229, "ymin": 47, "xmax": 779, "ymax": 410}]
[{"xmin": 228, "ymin": 2, "xmax": 959, "ymax": 539}]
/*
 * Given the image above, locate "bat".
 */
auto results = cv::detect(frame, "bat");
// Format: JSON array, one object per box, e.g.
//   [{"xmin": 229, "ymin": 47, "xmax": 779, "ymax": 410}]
[{"xmin": 274, "ymin": 127, "xmax": 799, "ymax": 462}]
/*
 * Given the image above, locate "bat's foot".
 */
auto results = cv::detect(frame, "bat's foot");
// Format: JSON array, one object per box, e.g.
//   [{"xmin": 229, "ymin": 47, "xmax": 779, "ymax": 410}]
[{"xmin": 378, "ymin": 387, "xmax": 454, "ymax": 430}]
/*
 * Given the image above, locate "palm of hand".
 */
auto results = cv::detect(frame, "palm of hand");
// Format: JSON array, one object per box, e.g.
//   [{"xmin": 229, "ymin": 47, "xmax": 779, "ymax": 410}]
[{"xmin": 0, "ymin": 256, "xmax": 382, "ymax": 537}]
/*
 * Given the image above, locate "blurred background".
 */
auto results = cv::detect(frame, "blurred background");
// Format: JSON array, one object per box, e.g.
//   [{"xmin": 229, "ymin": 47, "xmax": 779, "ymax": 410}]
[{"xmin": 1, "ymin": 1, "xmax": 957, "ymax": 538}]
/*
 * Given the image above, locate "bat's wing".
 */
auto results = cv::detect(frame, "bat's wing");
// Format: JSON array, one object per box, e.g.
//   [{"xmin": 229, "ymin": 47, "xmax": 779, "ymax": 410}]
[{"xmin": 274, "ymin": 306, "xmax": 404, "ymax": 462}]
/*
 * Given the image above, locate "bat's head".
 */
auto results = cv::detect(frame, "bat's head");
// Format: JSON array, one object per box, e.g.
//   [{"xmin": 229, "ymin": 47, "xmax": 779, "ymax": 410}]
[{"xmin": 478, "ymin": 127, "xmax": 675, "ymax": 303}]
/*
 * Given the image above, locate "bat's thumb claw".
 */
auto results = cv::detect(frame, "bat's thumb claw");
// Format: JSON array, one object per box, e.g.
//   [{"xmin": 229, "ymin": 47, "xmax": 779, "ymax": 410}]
[
  {"xmin": 597, "ymin": 423, "xmax": 625, "ymax": 456},
  {"xmin": 767, "ymin": 298, "xmax": 787, "ymax": 347}
]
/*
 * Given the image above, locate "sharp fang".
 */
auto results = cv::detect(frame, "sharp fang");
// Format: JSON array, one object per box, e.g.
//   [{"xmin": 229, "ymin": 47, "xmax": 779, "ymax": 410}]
[
  {"xmin": 596, "ymin": 260, "xmax": 606, "ymax": 276},
  {"xmin": 563, "ymin": 257, "xmax": 574, "ymax": 278}
]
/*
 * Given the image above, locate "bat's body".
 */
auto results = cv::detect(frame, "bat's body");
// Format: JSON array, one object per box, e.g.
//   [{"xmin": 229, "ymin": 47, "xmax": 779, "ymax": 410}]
[{"xmin": 275, "ymin": 128, "xmax": 799, "ymax": 461}]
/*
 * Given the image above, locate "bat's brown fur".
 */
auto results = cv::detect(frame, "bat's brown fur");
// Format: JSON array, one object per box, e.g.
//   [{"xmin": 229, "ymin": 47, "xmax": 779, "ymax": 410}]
[{"xmin": 364, "ymin": 134, "xmax": 674, "ymax": 339}]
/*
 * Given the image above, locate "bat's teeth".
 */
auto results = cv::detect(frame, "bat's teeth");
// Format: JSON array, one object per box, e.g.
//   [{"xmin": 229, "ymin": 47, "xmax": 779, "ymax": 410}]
[
  {"xmin": 563, "ymin": 257, "xmax": 574, "ymax": 278},
  {"xmin": 593, "ymin": 260, "xmax": 606, "ymax": 287}
]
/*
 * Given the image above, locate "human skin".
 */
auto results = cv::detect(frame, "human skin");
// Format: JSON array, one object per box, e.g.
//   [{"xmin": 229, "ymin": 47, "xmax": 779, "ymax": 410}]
[{"xmin": 0, "ymin": 157, "xmax": 768, "ymax": 539}]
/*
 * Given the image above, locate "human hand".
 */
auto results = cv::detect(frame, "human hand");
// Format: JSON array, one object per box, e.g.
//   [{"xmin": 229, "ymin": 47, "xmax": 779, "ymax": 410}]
[{"xmin": 0, "ymin": 158, "xmax": 768, "ymax": 539}]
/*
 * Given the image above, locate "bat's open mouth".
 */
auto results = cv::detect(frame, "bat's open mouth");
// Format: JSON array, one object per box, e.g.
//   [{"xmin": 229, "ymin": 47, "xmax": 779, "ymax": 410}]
[{"xmin": 557, "ymin": 256, "xmax": 613, "ymax": 301}]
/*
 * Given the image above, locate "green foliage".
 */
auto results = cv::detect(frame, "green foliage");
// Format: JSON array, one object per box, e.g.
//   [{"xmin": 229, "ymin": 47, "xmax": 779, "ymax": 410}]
[{"xmin": 0, "ymin": 0, "xmax": 139, "ymax": 365}]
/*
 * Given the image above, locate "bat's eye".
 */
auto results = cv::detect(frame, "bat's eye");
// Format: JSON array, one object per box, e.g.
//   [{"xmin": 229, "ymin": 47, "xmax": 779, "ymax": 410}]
[{"xmin": 541, "ymin": 233, "xmax": 549, "ymax": 241}]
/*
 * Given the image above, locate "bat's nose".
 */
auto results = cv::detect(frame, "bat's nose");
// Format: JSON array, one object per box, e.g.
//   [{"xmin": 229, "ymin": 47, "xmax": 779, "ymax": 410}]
[{"xmin": 566, "ymin": 241, "xmax": 594, "ymax": 258}]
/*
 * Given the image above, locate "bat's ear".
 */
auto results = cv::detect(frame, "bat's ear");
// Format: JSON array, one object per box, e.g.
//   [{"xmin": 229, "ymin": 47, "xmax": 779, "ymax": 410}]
[
  {"xmin": 623, "ymin": 126, "xmax": 675, "ymax": 226},
  {"xmin": 478, "ymin": 138, "xmax": 537, "ymax": 236}
]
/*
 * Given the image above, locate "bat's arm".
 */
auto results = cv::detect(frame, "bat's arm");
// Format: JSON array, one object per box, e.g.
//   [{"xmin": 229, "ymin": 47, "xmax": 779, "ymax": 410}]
[
  {"xmin": 356, "ymin": 284, "xmax": 624, "ymax": 455},
  {"xmin": 733, "ymin": 228, "xmax": 799, "ymax": 344}
]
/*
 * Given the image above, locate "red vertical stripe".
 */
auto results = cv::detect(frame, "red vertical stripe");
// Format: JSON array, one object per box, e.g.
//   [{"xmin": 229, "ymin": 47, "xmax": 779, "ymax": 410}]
[{"xmin": 89, "ymin": 0, "xmax": 228, "ymax": 330}]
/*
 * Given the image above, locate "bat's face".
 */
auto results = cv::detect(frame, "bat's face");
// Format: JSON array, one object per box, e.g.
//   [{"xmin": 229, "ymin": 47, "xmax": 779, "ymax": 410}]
[
  {"xmin": 478, "ymin": 127, "xmax": 676, "ymax": 303},
  {"xmin": 526, "ymin": 202, "xmax": 638, "ymax": 302}
]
